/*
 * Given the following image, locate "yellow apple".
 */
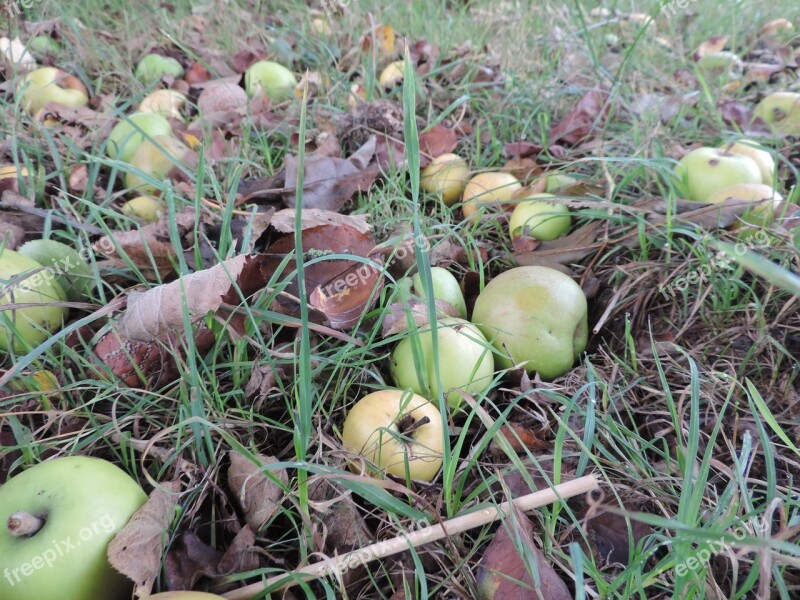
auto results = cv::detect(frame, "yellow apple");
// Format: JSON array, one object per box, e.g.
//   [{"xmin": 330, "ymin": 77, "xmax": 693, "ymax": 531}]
[
  {"xmin": 753, "ymin": 92, "xmax": 800, "ymax": 135},
  {"xmin": 122, "ymin": 196, "xmax": 163, "ymax": 222},
  {"xmin": 16, "ymin": 67, "xmax": 88, "ymax": 115},
  {"xmin": 705, "ymin": 183, "xmax": 784, "ymax": 226},
  {"xmin": 124, "ymin": 135, "xmax": 192, "ymax": 195},
  {"xmin": 420, "ymin": 153, "xmax": 470, "ymax": 206},
  {"xmin": 138, "ymin": 90, "xmax": 187, "ymax": 120},
  {"xmin": 461, "ymin": 172, "xmax": 522, "ymax": 219},
  {"xmin": 379, "ymin": 60, "xmax": 405, "ymax": 87}
]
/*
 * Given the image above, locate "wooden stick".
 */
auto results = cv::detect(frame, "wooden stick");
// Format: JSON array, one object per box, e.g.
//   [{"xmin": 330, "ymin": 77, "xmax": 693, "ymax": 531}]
[{"xmin": 220, "ymin": 474, "xmax": 598, "ymax": 599}]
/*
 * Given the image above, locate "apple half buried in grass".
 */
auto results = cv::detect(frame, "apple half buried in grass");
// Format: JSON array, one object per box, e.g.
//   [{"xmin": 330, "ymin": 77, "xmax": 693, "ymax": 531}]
[
  {"xmin": 0, "ymin": 456, "xmax": 147, "ymax": 600},
  {"xmin": 390, "ymin": 317, "xmax": 494, "ymax": 409},
  {"xmin": 509, "ymin": 192, "xmax": 571, "ymax": 241},
  {"xmin": 124, "ymin": 134, "xmax": 193, "ymax": 195},
  {"xmin": 461, "ymin": 172, "xmax": 522, "ymax": 219},
  {"xmin": 135, "ymin": 53, "xmax": 184, "ymax": 85},
  {"xmin": 472, "ymin": 266, "xmax": 588, "ymax": 380},
  {"xmin": 420, "ymin": 153, "xmax": 470, "ymax": 206},
  {"xmin": 17, "ymin": 239, "xmax": 93, "ymax": 302},
  {"xmin": 412, "ymin": 267, "xmax": 467, "ymax": 319},
  {"xmin": 16, "ymin": 67, "xmax": 88, "ymax": 115},
  {"xmin": 341, "ymin": 389, "xmax": 444, "ymax": 481},
  {"xmin": 107, "ymin": 111, "xmax": 172, "ymax": 163},
  {"xmin": 674, "ymin": 147, "xmax": 762, "ymax": 202}
]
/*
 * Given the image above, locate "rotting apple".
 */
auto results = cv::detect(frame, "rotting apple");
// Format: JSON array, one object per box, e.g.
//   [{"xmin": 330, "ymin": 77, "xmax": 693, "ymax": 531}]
[
  {"xmin": 674, "ymin": 147, "xmax": 762, "ymax": 202},
  {"xmin": 149, "ymin": 594, "xmax": 226, "ymax": 599},
  {"xmin": 509, "ymin": 192, "xmax": 571, "ymax": 241},
  {"xmin": 461, "ymin": 172, "xmax": 522, "ymax": 219},
  {"xmin": 413, "ymin": 267, "xmax": 467, "ymax": 319},
  {"xmin": 0, "ymin": 248, "xmax": 67, "ymax": 353},
  {"xmin": 244, "ymin": 60, "xmax": 297, "ymax": 101},
  {"xmin": 135, "ymin": 53, "xmax": 184, "ymax": 85},
  {"xmin": 472, "ymin": 266, "xmax": 588, "ymax": 380},
  {"xmin": 124, "ymin": 134, "xmax": 193, "ymax": 195},
  {"xmin": 0, "ymin": 456, "xmax": 147, "ymax": 600},
  {"xmin": 122, "ymin": 196, "xmax": 163, "ymax": 222},
  {"xmin": 138, "ymin": 89, "xmax": 187, "ymax": 120},
  {"xmin": 753, "ymin": 91, "xmax": 800, "ymax": 135},
  {"xmin": 341, "ymin": 389, "xmax": 444, "ymax": 481},
  {"xmin": 420, "ymin": 153, "xmax": 470, "ymax": 206},
  {"xmin": 379, "ymin": 60, "xmax": 405, "ymax": 87},
  {"xmin": 16, "ymin": 67, "xmax": 88, "ymax": 115},
  {"xmin": 718, "ymin": 139, "xmax": 776, "ymax": 185},
  {"xmin": 389, "ymin": 317, "xmax": 495, "ymax": 409},
  {"xmin": 107, "ymin": 112, "xmax": 172, "ymax": 163},
  {"xmin": 17, "ymin": 239, "xmax": 93, "ymax": 302},
  {"xmin": 705, "ymin": 182, "xmax": 784, "ymax": 227}
]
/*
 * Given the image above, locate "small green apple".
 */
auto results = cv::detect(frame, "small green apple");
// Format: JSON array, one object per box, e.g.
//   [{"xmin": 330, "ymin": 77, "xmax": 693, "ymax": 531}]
[
  {"xmin": 135, "ymin": 54, "xmax": 184, "ymax": 85},
  {"xmin": 390, "ymin": 317, "xmax": 495, "ymax": 409},
  {"xmin": 753, "ymin": 92, "xmax": 800, "ymax": 135},
  {"xmin": 0, "ymin": 456, "xmax": 147, "ymax": 600},
  {"xmin": 472, "ymin": 266, "xmax": 588, "ymax": 379},
  {"xmin": 16, "ymin": 67, "xmax": 88, "ymax": 115},
  {"xmin": 244, "ymin": 60, "xmax": 296, "ymax": 101},
  {"xmin": 379, "ymin": 60, "xmax": 405, "ymax": 87},
  {"xmin": 107, "ymin": 112, "xmax": 172, "ymax": 163},
  {"xmin": 149, "ymin": 594, "xmax": 226, "ymax": 599},
  {"xmin": 412, "ymin": 267, "xmax": 467, "ymax": 319},
  {"xmin": 122, "ymin": 196, "xmax": 163, "ymax": 222},
  {"xmin": 420, "ymin": 153, "xmax": 470, "ymax": 206},
  {"xmin": 705, "ymin": 182, "xmax": 784, "ymax": 226},
  {"xmin": 17, "ymin": 239, "xmax": 93, "ymax": 302},
  {"xmin": 138, "ymin": 89, "xmax": 187, "ymax": 120},
  {"xmin": 509, "ymin": 192, "xmax": 571, "ymax": 241},
  {"xmin": 342, "ymin": 389, "xmax": 443, "ymax": 481},
  {"xmin": 462, "ymin": 172, "xmax": 522, "ymax": 219},
  {"xmin": 544, "ymin": 173, "xmax": 578, "ymax": 193},
  {"xmin": 124, "ymin": 134, "xmax": 192, "ymax": 195},
  {"xmin": 26, "ymin": 35, "xmax": 61, "ymax": 55},
  {"xmin": 718, "ymin": 139, "xmax": 776, "ymax": 185},
  {"xmin": 0, "ymin": 248, "xmax": 67, "ymax": 353},
  {"xmin": 674, "ymin": 147, "xmax": 762, "ymax": 202}
]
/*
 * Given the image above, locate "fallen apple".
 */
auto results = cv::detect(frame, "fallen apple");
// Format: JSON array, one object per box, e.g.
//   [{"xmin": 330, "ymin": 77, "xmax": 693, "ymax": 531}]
[
  {"xmin": 124, "ymin": 134, "xmax": 193, "ymax": 195},
  {"xmin": 412, "ymin": 267, "xmax": 467, "ymax": 319},
  {"xmin": 389, "ymin": 317, "xmax": 494, "ymax": 409},
  {"xmin": 149, "ymin": 594, "xmax": 226, "ymax": 599},
  {"xmin": 341, "ymin": 389, "xmax": 444, "ymax": 481},
  {"xmin": 718, "ymin": 139, "xmax": 775, "ymax": 185},
  {"xmin": 472, "ymin": 266, "xmax": 588, "ymax": 380},
  {"xmin": 0, "ymin": 456, "xmax": 147, "ymax": 600},
  {"xmin": 705, "ymin": 182, "xmax": 784, "ymax": 226},
  {"xmin": 509, "ymin": 192, "xmax": 571, "ymax": 241},
  {"xmin": 0, "ymin": 248, "xmax": 67, "ymax": 353},
  {"xmin": 420, "ymin": 153, "xmax": 470, "ymax": 206},
  {"xmin": 674, "ymin": 147, "xmax": 762, "ymax": 202},
  {"xmin": 462, "ymin": 172, "xmax": 522, "ymax": 219},
  {"xmin": 379, "ymin": 60, "xmax": 405, "ymax": 87},
  {"xmin": 135, "ymin": 53, "xmax": 184, "ymax": 85},
  {"xmin": 138, "ymin": 89, "xmax": 187, "ymax": 120},
  {"xmin": 544, "ymin": 172, "xmax": 578, "ymax": 193},
  {"xmin": 0, "ymin": 165, "xmax": 28, "ymax": 179},
  {"xmin": 122, "ymin": 196, "xmax": 163, "ymax": 222},
  {"xmin": 696, "ymin": 51, "xmax": 743, "ymax": 80},
  {"xmin": 17, "ymin": 239, "xmax": 93, "ymax": 302},
  {"xmin": 16, "ymin": 67, "xmax": 88, "ymax": 115},
  {"xmin": 244, "ymin": 60, "xmax": 297, "ymax": 101},
  {"xmin": 107, "ymin": 111, "xmax": 172, "ymax": 163},
  {"xmin": 753, "ymin": 91, "xmax": 800, "ymax": 135},
  {"xmin": 26, "ymin": 35, "xmax": 61, "ymax": 56}
]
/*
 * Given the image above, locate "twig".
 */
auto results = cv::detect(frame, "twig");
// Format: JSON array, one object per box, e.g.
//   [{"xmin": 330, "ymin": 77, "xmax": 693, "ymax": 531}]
[{"xmin": 219, "ymin": 474, "xmax": 599, "ymax": 599}]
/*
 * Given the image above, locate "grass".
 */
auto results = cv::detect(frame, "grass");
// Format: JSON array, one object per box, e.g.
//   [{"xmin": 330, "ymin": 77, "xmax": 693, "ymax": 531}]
[{"xmin": 2, "ymin": 0, "xmax": 800, "ymax": 598}]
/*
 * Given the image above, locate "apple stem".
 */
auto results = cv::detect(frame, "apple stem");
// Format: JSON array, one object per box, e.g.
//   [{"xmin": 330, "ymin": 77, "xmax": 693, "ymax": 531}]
[
  {"xmin": 399, "ymin": 415, "xmax": 431, "ymax": 437},
  {"xmin": 7, "ymin": 511, "xmax": 45, "ymax": 537}
]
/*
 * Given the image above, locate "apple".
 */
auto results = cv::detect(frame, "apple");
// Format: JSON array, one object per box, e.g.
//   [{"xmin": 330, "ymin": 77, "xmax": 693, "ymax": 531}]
[
  {"xmin": 0, "ymin": 456, "xmax": 147, "ymax": 600},
  {"xmin": 244, "ymin": 60, "xmax": 297, "ymax": 101},
  {"xmin": 16, "ymin": 67, "xmax": 88, "ymax": 115},
  {"xmin": 311, "ymin": 18, "xmax": 332, "ymax": 36},
  {"xmin": 753, "ymin": 92, "xmax": 800, "ymax": 135},
  {"xmin": 0, "ymin": 248, "xmax": 67, "ymax": 353},
  {"xmin": 135, "ymin": 53, "xmax": 184, "ymax": 85},
  {"xmin": 696, "ymin": 51, "xmax": 743, "ymax": 80},
  {"xmin": 718, "ymin": 139, "xmax": 776, "ymax": 185},
  {"xmin": 26, "ymin": 35, "xmax": 61, "ymax": 56},
  {"xmin": 379, "ymin": 60, "xmax": 405, "ymax": 87},
  {"xmin": 138, "ymin": 89, "xmax": 187, "ymax": 120},
  {"xmin": 107, "ymin": 112, "xmax": 172, "ymax": 163},
  {"xmin": 122, "ymin": 196, "xmax": 163, "ymax": 222},
  {"xmin": 545, "ymin": 173, "xmax": 578, "ymax": 193},
  {"xmin": 341, "ymin": 389, "xmax": 444, "ymax": 481},
  {"xmin": 17, "ymin": 239, "xmax": 93, "ymax": 302},
  {"xmin": 674, "ymin": 147, "xmax": 762, "ymax": 202},
  {"xmin": 390, "ymin": 317, "xmax": 494, "ymax": 409},
  {"xmin": 0, "ymin": 165, "xmax": 28, "ymax": 179},
  {"xmin": 509, "ymin": 193, "xmax": 571, "ymax": 241},
  {"xmin": 413, "ymin": 267, "xmax": 467, "ymax": 319},
  {"xmin": 472, "ymin": 266, "xmax": 588, "ymax": 380},
  {"xmin": 420, "ymin": 153, "xmax": 470, "ymax": 206},
  {"xmin": 462, "ymin": 172, "xmax": 522, "ymax": 219},
  {"xmin": 149, "ymin": 594, "xmax": 226, "ymax": 599},
  {"xmin": 705, "ymin": 183, "xmax": 784, "ymax": 226},
  {"xmin": 124, "ymin": 134, "xmax": 192, "ymax": 195}
]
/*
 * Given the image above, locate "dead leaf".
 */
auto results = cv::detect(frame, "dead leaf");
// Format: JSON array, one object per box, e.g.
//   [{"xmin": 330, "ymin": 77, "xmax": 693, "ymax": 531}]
[
  {"xmin": 694, "ymin": 36, "xmax": 728, "ymax": 60},
  {"xmin": 309, "ymin": 256, "xmax": 384, "ymax": 329},
  {"xmin": 227, "ymin": 452, "xmax": 287, "ymax": 532},
  {"xmin": 184, "ymin": 61, "xmax": 211, "ymax": 84},
  {"xmin": 270, "ymin": 208, "xmax": 372, "ymax": 235},
  {"xmin": 584, "ymin": 506, "xmax": 652, "ymax": 565},
  {"xmin": 488, "ymin": 422, "xmax": 550, "ymax": 456},
  {"xmin": 549, "ymin": 89, "xmax": 610, "ymax": 146},
  {"xmin": 165, "ymin": 531, "xmax": 221, "ymax": 591},
  {"xmin": 418, "ymin": 124, "xmax": 458, "ymax": 166},
  {"xmin": 218, "ymin": 526, "xmax": 261, "ymax": 574},
  {"xmin": 515, "ymin": 222, "xmax": 603, "ymax": 273}
]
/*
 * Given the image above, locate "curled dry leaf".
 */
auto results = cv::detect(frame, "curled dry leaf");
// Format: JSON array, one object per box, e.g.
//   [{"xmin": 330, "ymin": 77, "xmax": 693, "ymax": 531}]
[
  {"xmin": 418, "ymin": 124, "xmax": 458, "ymax": 167},
  {"xmin": 309, "ymin": 256, "xmax": 384, "ymax": 329},
  {"xmin": 164, "ymin": 530, "xmax": 222, "ymax": 592},
  {"xmin": 270, "ymin": 208, "xmax": 372, "ymax": 235},
  {"xmin": 515, "ymin": 222, "xmax": 603, "ymax": 274},
  {"xmin": 549, "ymin": 88, "xmax": 610, "ymax": 146},
  {"xmin": 228, "ymin": 452, "xmax": 287, "ymax": 533},
  {"xmin": 488, "ymin": 422, "xmax": 550, "ymax": 457}
]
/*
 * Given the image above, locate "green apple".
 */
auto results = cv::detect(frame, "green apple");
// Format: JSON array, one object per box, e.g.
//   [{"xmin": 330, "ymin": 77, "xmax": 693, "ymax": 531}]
[
  {"xmin": 674, "ymin": 147, "xmax": 762, "ymax": 202},
  {"xmin": 472, "ymin": 266, "xmax": 588, "ymax": 379},
  {"xmin": 16, "ymin": 67, "xmax": 88, "ymax": 116},
  {"xmin": 26, "ymin": 35, "xmax": 61, "ymax": 55},
  {"xmin": 545, "ymin": 173, "xmax": 578, "ymax": 193},
  {"xmin": 379, "ymin": 60, "xmax": 405, "ymax": 87},
  {"xmin": 342, "ymin": 389, "xmax": 443, "ymax": 481},
  {"xmin": 389, "ymin": 317, "xmax": 494, "ymax": 409},
  {"xmin": 0, "ymin": 248, "xmax": 67, "ymax": 353},
  {"xmin": 0, "ymin": 456, "xmax": 147, "ymax": 600},
  {"xmin": 462, "ymin": 172, "xmax": 522, "ymax": 219},
  {"xmin": 135, "ymin": 54, "xmax": 184, "ymax": 85},
  {"xmin": 420, "ymin": 153, "xmax": 470, "ymax": 206},
  {"xmin": 705, "ymin": 182, "xmax": 784, "ymax": 226},
  {"xmin": 753, "ymin": 92, "xmax": 800, "ymax": 135},
  {"xmin": 718, "ymin": 140, "xmax": 776, "ymax": 185},
  {"xmin": 509, "ymin": 192, "xmax": 571, "ymax": 241},
  {"xmin": 149, "ymin": 594, "xmax": 226, "ymax": 599},
  {"xmin": 412, "ymin": 267, "xmax": 467, "ymax": 318},
  {"xmin": 107, "ymin": 112, "xmax": 172, "ymax": 163},
  {"xmin": 124, "ymin": 134, "xmax": 192, "ymax": 195},
  {"xmin": 138, "ymin": 89, "xmax": 187, "ymax": 120},
  {"xmin": 122, "ymin": 196, "xmax": 163, "ymax": 222},
  {"xmin": 244, "ymin": 60, "xmax": 296, "ymax": 101},
  {"xmin": 17, "ymin": 239, "xmax": 93, "ymax": 302}
]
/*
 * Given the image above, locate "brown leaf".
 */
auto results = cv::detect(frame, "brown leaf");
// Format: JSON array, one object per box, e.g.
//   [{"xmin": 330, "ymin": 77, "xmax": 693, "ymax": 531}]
[
  {"xmin": 217, "ymin": 526, "xmax": 261, "ymax": 575},
  {"xmin": 270, "ymin": 208, "xmax": 372, "ymax": 235},
  {"xmin": 309, "ymin": 257, "xmax": 384, "ymax": 329},
  {"xmin": 184, "ymin": 61, "xmax": 211, "ymax": 84},
  {"xmin": 549, "ymin": 89, "xmax": 610, "ymax": 146},
  {"xmin": 107, "ymin": 482, "xmax": 181, "ymax": 597},
  {"xmin": 164, "ymin": 531, "xmax": 221, "ymax": 591},
  {"xmin": 228, "ymin": 452, "xmax": 287, "ymax": 532},
  {"xmin": 584, "ymin": 506, "xmax": 652, "ymax": 565},
  {"xmin": 502, "ymin": 159, "xmax": 542, "ymax": 183},
  {"xmin": 488, "ymin": 422, "xmax": 550, "ymax": 456},
  {"xmin": 68, "ymin": 164, "xmax": 89, "ymax": 194},
  {"xmin": 504, "ymin": 141, "xmax": 543, "ymax": 159},
  {"xmin": 515, "ymin": 222, "xmax": 603, "ymax": 273},
  {"xmin": 418, "ymin": 124, "xmax": 458, "ymax": 166},
  {"xmin": 694, "ymin": 36, "xmax": 728, "ymax": 60}
]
